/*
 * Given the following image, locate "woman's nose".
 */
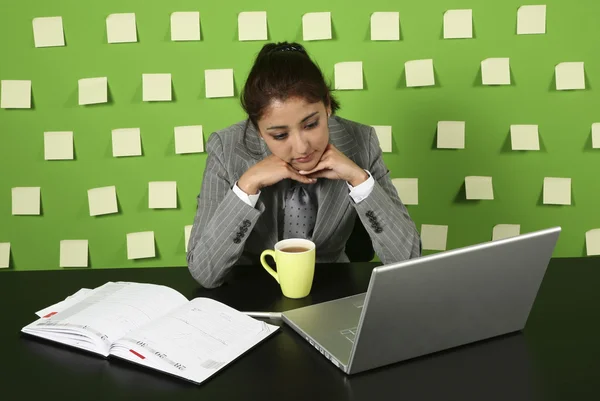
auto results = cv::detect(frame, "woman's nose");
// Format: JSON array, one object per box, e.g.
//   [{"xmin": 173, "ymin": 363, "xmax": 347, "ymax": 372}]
[{"xmin": 293, "ymin": 135, "xmax": 310, "ymax": 154}]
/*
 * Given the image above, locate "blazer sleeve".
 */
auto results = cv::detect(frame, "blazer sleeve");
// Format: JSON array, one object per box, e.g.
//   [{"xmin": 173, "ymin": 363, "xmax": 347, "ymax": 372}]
[
  {"xmin": 350, "ymin": 127, "xmax": 422, "ymax": 262},
  {"xmin": 186, "ymin": 133, "xmax": 264, "ymax": 288}
]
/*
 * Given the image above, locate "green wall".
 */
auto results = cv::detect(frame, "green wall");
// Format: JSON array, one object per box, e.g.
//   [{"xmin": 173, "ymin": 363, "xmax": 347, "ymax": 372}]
[{"xmin": 1, "ymin": 0, "xmax": 598, "ymax": 271}]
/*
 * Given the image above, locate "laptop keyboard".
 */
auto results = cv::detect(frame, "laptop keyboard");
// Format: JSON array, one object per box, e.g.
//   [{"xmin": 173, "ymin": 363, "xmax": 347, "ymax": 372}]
[{"xmin": 340, "ymin": 327, "xmax": 358, "ymax": 343}]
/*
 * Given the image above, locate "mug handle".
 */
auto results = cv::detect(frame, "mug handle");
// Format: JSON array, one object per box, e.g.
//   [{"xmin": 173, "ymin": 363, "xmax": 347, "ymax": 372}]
[{"xmin": 260, "ymin": 250, "xmax": 279, "ymax": 283}]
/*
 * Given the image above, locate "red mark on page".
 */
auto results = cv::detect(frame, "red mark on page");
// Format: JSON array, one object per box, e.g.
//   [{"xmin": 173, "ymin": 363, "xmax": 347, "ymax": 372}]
[
  {"xmin": 129, "ymin": 349, "xmax": 145, "ymax": 359},
  {"xmin": 43, "ymin": 312, "xmax": 57, "ymax": 318}
]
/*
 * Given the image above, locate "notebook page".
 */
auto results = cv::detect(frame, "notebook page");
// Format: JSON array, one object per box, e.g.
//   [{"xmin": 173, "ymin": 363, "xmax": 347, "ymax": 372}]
[
  {"xmin": 36, "ymin": 288, "xmax": 93, "ymax": 317},
  {"xmin": 112, "ymin": 298, "xmax": 278, "ymax": 384},
  {"xmin": 23, "ymin": 282, "xmax": 188, "ymax": 355},
  {"xmin": 26, "ymin": 330, "xmax": 99, "ymax": 354}
]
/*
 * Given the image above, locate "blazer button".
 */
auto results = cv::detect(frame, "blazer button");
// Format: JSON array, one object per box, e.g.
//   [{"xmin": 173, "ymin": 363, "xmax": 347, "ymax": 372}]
[
  {"xmin": 240, "ymin": 226, "xmax": 248, "ymax": 233},
  {"xmin": 366, "ymin": 211, "xmax": 374, "ymax": 218},
  {"xmin": 375, "ymin": 227, "xmax": 383, "ymax": 234},
  {"xmin": 243, "ymin": 220, "xmax": 251, "ymax": 227},
  {"xmin": 233, "ymin": 237, "xmax": 241, "ymax": 244},
  {"xmin": 371, "ymin": 222, "xmax": 378, "ymax": 230}
]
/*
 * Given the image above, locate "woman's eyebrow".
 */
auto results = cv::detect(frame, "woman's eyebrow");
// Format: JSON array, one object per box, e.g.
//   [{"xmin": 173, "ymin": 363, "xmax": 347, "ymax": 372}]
[{"xmin": 266, "ymin": 111, "xmax": 319, "ymax": 131}]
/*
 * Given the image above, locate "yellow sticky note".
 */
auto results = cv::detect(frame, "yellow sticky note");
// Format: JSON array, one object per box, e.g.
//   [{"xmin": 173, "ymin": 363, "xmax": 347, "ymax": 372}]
[
  {"xmin": 0, "ymin": 243, "xmax": 10, "ymax": 268},
  {"xmin": 171, "ymin": 12, "xmax": 200, "ymax": 41},
  {"xmin": 556, "ymin": 62, "xmax": 585, "ymax": 90},
  {"xmin": 421, "ymin": 224, "xmax": 448, "ymax": 251},
  {"xmin": 371, "ymin": 125, "xmax": 392, "ymax": 152},
  {"xmin": 12, "ymin": 187, "xmax": 40, "ymax": 215},
  {"xmin": 371, "ymin": 12, "xmax": 400, "ymax": 41},
  {"xmin": 334, "ymin": 62, "xmax": 363, "ymax": 90},
  {"xmin": 44, "ymin": 131, "xmax": 74, "ymax": 160},
  {"xmin": 465, "ymin": 176, "xmax": 494, "ymax": 200},
  {"xmin": 143, "ymin": 73, "xmax": 172, "ymax": 101},
  {"xmin": 302, "ymin": 12, "xmax": 331, "ymax": 41},
  {"xmin": 175, "ymin": 126, "xmax": 204, "ymax": 154},
  {"xmin": 443, "ymin": 9, "xmax": 473, "ymax": 39},
  {"xmin": 87, "ymin": 186, "xmax": 118, "ymax": 216},
  {"xmin": 482, "ymin": 58, "xmax": 511, "ymax": 85},
  {"xmin": 437, "ymin": 121, "xmax": 465, "ymax": 149},
  {"xmin": 517, "ymin": 5, "xmax": 546, "ymax": 35},
  {"xmin": 205, "ymin": 69, "xmax": 234, "ymax": 98},
  {"xmin": 1, "ymin": 80, "xmax": 32, "ymax": 109},
  {"xmin": 405, "ymin": 59, "xmax": 435, "ymax": 87},
  {"xmin": 106, "ymin": 13, "xmax": 137, "ymax": 43},
  {"xmin": 60, "ymin": 240, "xmax": 88, "ymax": 267},
  {"xmin": 592, "ymin": 123, "xmax": 600, "ymax": 149},
  {"xmin": 238, "ymin": 11, "xmax": 267, "ymax": 41},
  {"xmin": 392, "ymin": 178, "xmax": 418, "ymax": 205},
  {"xmin": 511, "ymin": 125, "xmax": 540, "ymax": 150},
  {"xmin": 492, "ymin": 224, "xmax": 521, "ymax": 241},
  {"xmin": 112, "ymin": 128, "xmax": 142, "ymax": 157},
  {"xmin": 79, "ymin": 77, "xmax": 108, "ymax": 105},
  {"xmin": 127, "ymin": 231, "xmax": 155, "ymax": 260},
  {"xmin": 149, "ymin": 181, "xmax": 177, "ymax": 209},
  {"xmin": 543, "ymin": 177, "xmax": 571, "ymax": 205},
  {"xmin": 185, "ymin": 225, "xmax": 193, "ymax": 252},
  {"xmin": 33, "ymin": 16, "xmax": 65, "ymax": 47},
  {"xmin": 585, "ymin": 229, "xmax": 600, "ymax": 256}
]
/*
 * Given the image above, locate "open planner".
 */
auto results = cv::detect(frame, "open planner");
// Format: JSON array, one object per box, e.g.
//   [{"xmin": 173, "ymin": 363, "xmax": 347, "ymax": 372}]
[{"xmin": 21, "ymin": 282, "xmax": 279, "ymax": 385}]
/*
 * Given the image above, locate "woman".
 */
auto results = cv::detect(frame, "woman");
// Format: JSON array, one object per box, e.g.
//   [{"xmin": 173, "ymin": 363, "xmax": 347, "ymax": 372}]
[{"xmin": 187, "ymin": 42, "xmax": 421, "ymax": 288}]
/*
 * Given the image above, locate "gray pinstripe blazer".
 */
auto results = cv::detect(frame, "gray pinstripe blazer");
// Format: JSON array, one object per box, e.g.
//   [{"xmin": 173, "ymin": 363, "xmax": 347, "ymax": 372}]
[{"xmin": 186, "ymin": 116, "xmax": 421, "ymax": 288}]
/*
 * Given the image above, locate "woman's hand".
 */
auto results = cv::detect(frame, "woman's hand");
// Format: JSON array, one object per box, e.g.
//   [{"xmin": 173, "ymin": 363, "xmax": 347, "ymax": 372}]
[
  {"xmin": 237, "ymin": 155, "xmax": 317, "ymax": 195},
  {"xmin": 298, "ymin": 144, "xmax": 368, "ymax": 187}
]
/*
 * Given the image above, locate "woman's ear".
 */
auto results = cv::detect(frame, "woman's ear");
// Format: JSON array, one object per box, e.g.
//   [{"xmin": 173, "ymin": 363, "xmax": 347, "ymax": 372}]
[{"xmin": 326, "ymin": 97, "xmax": 333, "ymax": 117}]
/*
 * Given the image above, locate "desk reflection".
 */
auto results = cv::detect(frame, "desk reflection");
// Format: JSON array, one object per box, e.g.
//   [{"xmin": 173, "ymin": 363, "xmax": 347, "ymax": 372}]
[{"xmin": 340, "ymin": 332, "xmax": 540, "ymax": 401}]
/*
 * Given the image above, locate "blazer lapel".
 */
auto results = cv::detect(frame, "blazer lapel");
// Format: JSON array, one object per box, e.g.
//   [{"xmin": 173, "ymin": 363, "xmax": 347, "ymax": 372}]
[
  {"xmin": 234, "ymin": 119, "xmax": 270, "ymax": 162},
  {"xmin": 311, "ymin": 117, "xmax": 359, "ymax": 246}
]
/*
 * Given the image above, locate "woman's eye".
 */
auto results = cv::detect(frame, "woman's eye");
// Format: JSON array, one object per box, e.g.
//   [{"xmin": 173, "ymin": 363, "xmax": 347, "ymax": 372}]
[
  {"xmin": 305, "ymin": 120, "xmax": 319, "ymax": 130},
  {"xmin": 273, "ymin": 133, "xmax": 288, "ymax": 140}
]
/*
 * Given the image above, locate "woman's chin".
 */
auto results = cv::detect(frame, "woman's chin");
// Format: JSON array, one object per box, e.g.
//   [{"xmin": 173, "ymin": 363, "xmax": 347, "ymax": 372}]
[{"xmin": 292, "ymin": 159, "xmax": 319, "ymax": 171}]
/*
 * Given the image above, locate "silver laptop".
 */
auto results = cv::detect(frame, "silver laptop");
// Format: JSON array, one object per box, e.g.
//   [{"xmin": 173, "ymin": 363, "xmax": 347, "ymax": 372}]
[{"xmin": 282, "ymin": 226, "xmax": 560, "ymax": 374}]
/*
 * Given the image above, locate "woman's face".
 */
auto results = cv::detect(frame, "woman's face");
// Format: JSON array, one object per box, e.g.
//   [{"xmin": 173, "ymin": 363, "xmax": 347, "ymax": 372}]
[{"xmin": 256, "ymin": 97, "xmax": 331, "ymax": 172}]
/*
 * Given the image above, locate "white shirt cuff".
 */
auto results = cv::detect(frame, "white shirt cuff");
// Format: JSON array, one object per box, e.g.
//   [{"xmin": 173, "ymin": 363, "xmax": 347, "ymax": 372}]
[
  {"xmin": 232, "ymin": 182, "xmax": 261, "ymax": 208},
  {"xmin": 347, "ymin": 170, "xmax": 375, "ymax": 203}
]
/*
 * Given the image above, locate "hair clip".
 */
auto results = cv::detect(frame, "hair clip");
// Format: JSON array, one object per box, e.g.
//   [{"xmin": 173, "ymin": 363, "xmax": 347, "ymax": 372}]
[{"xmin": 273, "ymin": 44, "xmax": 305, "ymax": 53}]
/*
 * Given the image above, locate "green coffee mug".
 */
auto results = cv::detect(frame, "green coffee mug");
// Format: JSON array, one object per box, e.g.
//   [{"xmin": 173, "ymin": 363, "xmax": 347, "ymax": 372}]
[{"xmin": 260, "ymin": 239, "xmax": 316, "ymax": 299}]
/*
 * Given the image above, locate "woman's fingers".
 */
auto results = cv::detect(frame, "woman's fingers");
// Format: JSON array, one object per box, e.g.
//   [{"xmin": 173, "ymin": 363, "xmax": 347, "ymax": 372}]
[
  {"xmin": 293, "ymin": 172, "xmax": 317, "ymax": 184},
  {"xmin": 306, "ymin": 169, "xmax": 336, "ymax": 180},
  {"xmin": 286, "ymin": 166, "xmax": 317, "ymax": 184}
]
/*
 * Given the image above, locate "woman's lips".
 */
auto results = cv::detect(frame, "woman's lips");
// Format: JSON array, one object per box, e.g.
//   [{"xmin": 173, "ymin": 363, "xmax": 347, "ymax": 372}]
[{"xmin": 294, "ymin": 152, "xmax": 314, "ymax": 163}]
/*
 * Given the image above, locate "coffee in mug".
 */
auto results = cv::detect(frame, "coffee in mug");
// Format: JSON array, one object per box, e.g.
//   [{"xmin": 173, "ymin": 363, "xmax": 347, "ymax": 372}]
[{"xmin": 280, "ymin": 246, "xmax": 310, "ymax": 253}]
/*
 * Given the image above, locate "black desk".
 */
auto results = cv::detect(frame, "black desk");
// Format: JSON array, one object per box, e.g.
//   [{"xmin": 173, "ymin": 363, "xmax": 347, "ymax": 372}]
[{"xmin": 2, "ymin": 258, "xmax": 599, "ymax": 400}]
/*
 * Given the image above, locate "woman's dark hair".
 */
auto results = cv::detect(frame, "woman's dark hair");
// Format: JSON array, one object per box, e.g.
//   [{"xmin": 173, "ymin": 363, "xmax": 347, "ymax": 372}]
[{"xmin": 241, "ymin": 42, "xmax": 340, "ymax": 127}]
